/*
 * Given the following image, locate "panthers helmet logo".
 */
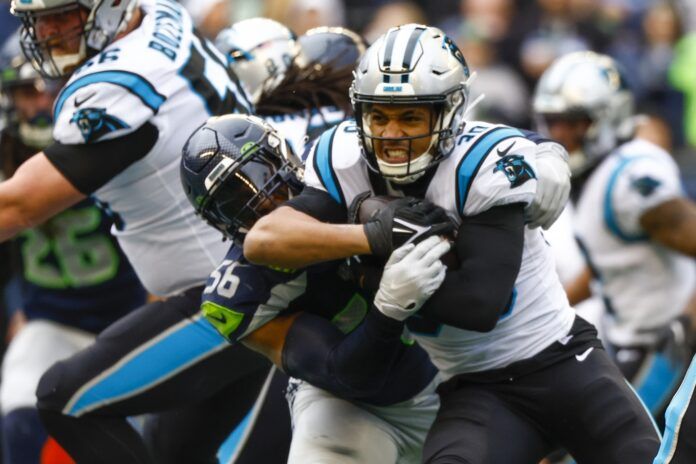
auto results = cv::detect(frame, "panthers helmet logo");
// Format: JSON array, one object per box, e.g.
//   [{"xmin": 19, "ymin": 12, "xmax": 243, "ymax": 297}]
[
  {"xmin": 494, "ymin": 155, "xmax": 536, "ymax": 188},
  {"xmin": 70, "ymin": 107, "xmax": 129, "ymax": 143},
  {"xmin": 631, "ymin": 176, "xmax": 661, "ymax": 197}
]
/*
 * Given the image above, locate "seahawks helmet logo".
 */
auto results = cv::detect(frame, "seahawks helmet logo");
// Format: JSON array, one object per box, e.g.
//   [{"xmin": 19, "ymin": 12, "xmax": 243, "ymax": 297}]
[
  {"xmin": 70, "ymin": 107, "xmax": 129, "ymax": 143},
  {"xmin": 494, "ymin": 155, "xmax": 536, "ymax": 188}
]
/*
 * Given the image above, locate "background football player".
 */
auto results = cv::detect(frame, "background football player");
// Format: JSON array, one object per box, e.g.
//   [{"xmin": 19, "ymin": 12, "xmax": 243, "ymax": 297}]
[{"xmin": 534, "ymin": 51, "xmax": 696, "ymax": 429}]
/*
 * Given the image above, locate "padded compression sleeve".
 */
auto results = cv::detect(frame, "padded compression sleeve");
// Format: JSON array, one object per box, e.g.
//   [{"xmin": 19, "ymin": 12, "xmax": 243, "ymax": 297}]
[
  {"xmin": 281, "ymin": 307, "xmax": 404, "ymax": 398},
  {"xmin": 419, "ymin": 203, "xmax": 525, "ymax": 332},
  {"xmin": 44, "ymin": 121, "xmax": 159, "ymax": 194}
]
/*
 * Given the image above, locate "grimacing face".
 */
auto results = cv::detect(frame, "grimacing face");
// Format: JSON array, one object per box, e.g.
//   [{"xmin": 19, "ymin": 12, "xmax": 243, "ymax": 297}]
[{"xmin": 367, "ymin": 103, "xmax": 436, "ymax": 165}]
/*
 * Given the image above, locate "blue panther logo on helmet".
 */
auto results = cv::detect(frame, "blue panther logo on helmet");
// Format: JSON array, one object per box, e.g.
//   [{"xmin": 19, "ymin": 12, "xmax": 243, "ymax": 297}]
[
  {"xmin": 70, "ymin": 108, "xmax": 129, "ymax": 143},
  {"xmin": 494, "ymin": 155, "xmax": 536, "ymax": 188}
]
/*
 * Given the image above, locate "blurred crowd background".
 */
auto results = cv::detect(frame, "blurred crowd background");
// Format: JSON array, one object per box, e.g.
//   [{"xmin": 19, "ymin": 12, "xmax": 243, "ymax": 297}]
[{"xmin": 1, "ymin": 0, "xmax": 695, "ymax": 186}]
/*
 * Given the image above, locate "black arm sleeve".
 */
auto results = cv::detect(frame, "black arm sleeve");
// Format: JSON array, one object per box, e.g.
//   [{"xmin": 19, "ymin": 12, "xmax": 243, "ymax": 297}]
[
  {"xmin": 419, "ymin": 203, "xmax": 526, "ymax": 332},
  {"xmin": 285, "ymin": 186, "xmax": 347, "ymax": 223},
  {"xmin": 281, "ymin": 307, "xmax": 404, "ymax": 398},
  {"xmin": 43, "ymin": 121, "xmax": 159, "ymax": 194}
]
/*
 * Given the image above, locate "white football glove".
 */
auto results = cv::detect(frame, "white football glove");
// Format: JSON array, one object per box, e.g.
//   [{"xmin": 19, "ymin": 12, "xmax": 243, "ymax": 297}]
[
  {"xmin": 373, "ymin": 236, "xmax": 450, "ymax": 321},
  {"xmin": 525, "ymin": 141, "xmax": 571, "ymax": 230}
]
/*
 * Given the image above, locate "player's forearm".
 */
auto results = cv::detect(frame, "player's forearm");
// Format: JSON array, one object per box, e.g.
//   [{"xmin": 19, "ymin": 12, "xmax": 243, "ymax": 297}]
[
  {"xmin": 281, "ymin": 308, "xmax": 404, "ymax": 398},
  {"xmin": 0, "ymin": 153, "xmax": 84, "ymax": 242},
  {"xmin": 641, "ymin": 198, "xmax": 696, "ymax": 257},
  {"xmin": 0, "ymin": 179, "xmax": 39, "ymax": 242},
  {"xmin": 419, "ymin": 203, "xmax": 524, "ymax": 332},
  {"xmin": 244, "ymin": 206, "xmax": 371, "ymax": 268}
]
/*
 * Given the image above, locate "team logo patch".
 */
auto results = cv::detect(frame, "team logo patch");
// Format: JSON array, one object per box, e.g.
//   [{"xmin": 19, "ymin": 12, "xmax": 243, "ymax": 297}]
[
  {"xmin": 631, "ymin": 176, "xmax": 661, "ymax": 197},
  {"xmin": 494, "ymin": 155, "xmax": 536, "ymax": 188},
  {"xmin": 70, "ymin": 107, "xmax": 129, "ymax": 143}
]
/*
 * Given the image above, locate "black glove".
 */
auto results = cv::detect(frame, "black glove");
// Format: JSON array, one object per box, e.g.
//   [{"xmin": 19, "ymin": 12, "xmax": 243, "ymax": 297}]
[
  {"xmin": 653, "ymin": 315, "xmax": 693, "ymax": 365},
  {"xmin": 348, "ymin": 192, "xmax": 455, "ymax": 258}
]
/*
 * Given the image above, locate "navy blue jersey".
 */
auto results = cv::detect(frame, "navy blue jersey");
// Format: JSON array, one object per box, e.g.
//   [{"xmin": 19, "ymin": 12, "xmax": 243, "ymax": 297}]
[
  {"xmin": 15, "ymin": 199, "xmax": 146, "ymax": 333},
  {"xmin": 201, "ymin": 245, "xmax": 436, "ymax": 405}
]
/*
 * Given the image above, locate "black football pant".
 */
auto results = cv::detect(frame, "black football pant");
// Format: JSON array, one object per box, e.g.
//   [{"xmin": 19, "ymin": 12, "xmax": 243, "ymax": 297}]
[
  {"xmin": 423, "ymin": 317, "xmax": 661, "ymax": 464},
  {"xmin": 36, "ymin": 286, "xmax": 290, "ymax": 464}
]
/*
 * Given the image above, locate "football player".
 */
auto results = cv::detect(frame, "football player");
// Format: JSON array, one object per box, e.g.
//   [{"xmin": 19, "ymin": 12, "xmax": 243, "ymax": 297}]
[
  {"xmin": 182, "ymin": 113, "xmax": 451, "ymax": 464},
  {"xmin": 534, "ymin": 52, "xmax": 696, "ymax": 427},
  {"xmin": 243, "ymin": 24, "xmax": 661, "ymax": 463},
  {"xmin": 0, "ymin": 52, "xmax": 146, "ymax": 464},
  {"xmin": 216, "ymin": 21, "xmax": 366, "ymax": 154},
  {"xmin": 3, "ymin": 1, "xmax": 272, "ymax": 462}
]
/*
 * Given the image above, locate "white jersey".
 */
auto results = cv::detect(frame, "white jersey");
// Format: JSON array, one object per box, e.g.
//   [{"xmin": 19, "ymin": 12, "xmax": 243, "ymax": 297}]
[
  {"xmin": 52, "ymin": 0, "xmax": 251, "ymax": 296},
  {"xmin": 574, "ymin": 138, "xmax": 696, "ymax": 346},
  {"xmin": 264, "ymin": 106, "xmax": 346, "ymax": 156},
  {"xmin": 304, "ymin": 120, "xmax": 575, "ymax": 378}
]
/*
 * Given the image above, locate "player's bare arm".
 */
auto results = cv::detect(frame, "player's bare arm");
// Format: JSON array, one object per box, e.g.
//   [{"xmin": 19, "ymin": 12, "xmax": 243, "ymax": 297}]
[
  {"xmin": 565, "ymin": 267, "xmax": 593, "ymax": 306},
  {"xmin": 244, "ymin": 206, "xmax": 370, "ymax": 268},
  {"xmin": 0, "ymin": 153, "xmax": 84, "ymax": 242},
  {"xmin": 640, "ymin": 197, "xmax": 696, "ymax": 256},
  {"xmin": 242, "ymin": 312, "xmax": 302, "ymax": 368}
]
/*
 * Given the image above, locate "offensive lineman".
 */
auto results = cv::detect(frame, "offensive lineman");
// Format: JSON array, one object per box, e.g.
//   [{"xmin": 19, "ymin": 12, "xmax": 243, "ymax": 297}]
[
  {"xmin": 0, "ymin": 51, "xmax": 146, "ymax": 464},
  {"xmin": 3, "ymin": 1, "xmax": 273, "ymax": 462},
  {"xmin": 244, "ymin": 24, "xmax": 661, "ymax": 463}
]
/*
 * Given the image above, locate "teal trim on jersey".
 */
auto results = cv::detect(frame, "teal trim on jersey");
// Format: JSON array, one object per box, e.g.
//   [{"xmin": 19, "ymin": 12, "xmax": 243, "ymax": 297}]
[
  {"xmin": 498, "ymin": 288, "xmax": 517, "ymax": 321},
  {"xmin": 456, "ymin": 126, "xmax": 524, "ymax": 213},
  {"xmin": 55, "ymin": 71, "xmax": 166, "ymax": 118},
  {"xmin": 64, "ymin": 317, "xmax": 226, "ymax": 417},
  {"xmin": 654, "ymin": 356, "xmax": 696, "ymax": 463},
  {"xmin": 604, "ymin": 156, "xmax": 650, "ymax": 242},
  {"xmin": 314, "ymin": 126, "xmax": 343, "ymax": 204},
  {"xmin": 635, "ymin": 352, "xmax": 686, "ymax": 416}
]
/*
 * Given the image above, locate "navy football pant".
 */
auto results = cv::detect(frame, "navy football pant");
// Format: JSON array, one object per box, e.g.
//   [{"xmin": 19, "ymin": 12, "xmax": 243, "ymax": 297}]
[{"xmin": 36, "ymin": 287, "xmax": 289, "ymax": 464}]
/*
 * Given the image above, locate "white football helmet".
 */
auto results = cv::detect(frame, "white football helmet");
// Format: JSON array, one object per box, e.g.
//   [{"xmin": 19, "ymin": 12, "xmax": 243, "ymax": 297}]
[
  {"xmin": 533, "ymin": 51, "xmax": 635, "ymax": 175},
  {"xmin": 215, "ymin": 18, "xmax": 296, "ymax": 105},
  {"xmin": 350, "ymin": 24, "xmax": 473, "ymax": 184},
  {"xmin": 11, "ymin": 0, "xmax": 138, "ymax": 78}
]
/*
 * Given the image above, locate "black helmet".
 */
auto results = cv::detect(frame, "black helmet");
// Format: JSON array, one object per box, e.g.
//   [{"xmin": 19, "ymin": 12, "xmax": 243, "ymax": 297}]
[
  {"xmin": 294, "ymin": 27, "xmax": 366, "ymax": 73},
  {"xmin": 180, "ymin": 114, "xmax": 303, "ymax": 242}
]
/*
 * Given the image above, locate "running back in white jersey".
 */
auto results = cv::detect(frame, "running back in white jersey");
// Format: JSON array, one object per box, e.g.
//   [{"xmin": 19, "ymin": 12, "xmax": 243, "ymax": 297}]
[
  {"xmin": 574, "ymin": 138, "xmax": 696, "ymax": 346},
  {"xmin": 304, "ymin": 120, "xmax": 575, "ymax": 378},
  {"xmin": 51, "ymin": 0, "xmax": 252, "ymax": 296}
]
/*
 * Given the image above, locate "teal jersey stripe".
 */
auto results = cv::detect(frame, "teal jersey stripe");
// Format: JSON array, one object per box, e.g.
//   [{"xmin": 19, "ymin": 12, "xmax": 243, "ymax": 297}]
[
  {"xmin": 55, "ymin": 71, "xmax": 166, "ymax": 118},
  {"xmin": 456, "ymin": 126, "xmax": 523, "ymax": 213},
  {"xmin": 604, "ymin": 156, "xmax": 650, "ymax": 242},
  {"xmin": 313, "ymin": 126, "xmax": 343, "ymax": 205}
]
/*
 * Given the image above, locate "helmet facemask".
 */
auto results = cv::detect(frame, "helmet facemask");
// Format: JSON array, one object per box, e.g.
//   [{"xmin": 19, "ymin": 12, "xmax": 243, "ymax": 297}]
[
  {"xmin": 192, "ymin": 129, "xmax": 303, "ymax": 243},
  {"xmin": 13, "ymin": 0, "xmax": 137, "ymax": 79},
  {"xmin": 353, "ymin": 85, "xmax": 467, "ymax": 184}
]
